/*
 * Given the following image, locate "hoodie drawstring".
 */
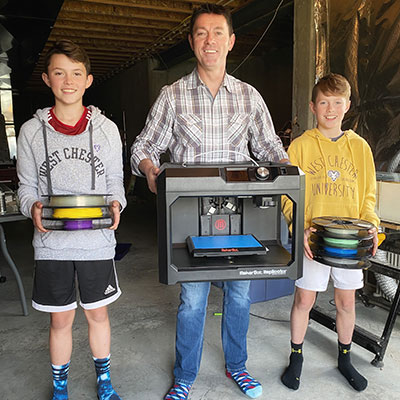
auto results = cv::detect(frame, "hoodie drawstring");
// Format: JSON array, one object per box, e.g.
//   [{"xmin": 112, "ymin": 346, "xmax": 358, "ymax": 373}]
[
  {"xmin": 315, "ymin": 134, "xmax": 329, "ymax": 185},
  {"xmin": 345, "ymin": 132, "xmax": 357, "ymax": 178},
  {"xmin": 42, "ymin": 121, "xmax": 53, "ymax": 196},
  {"xmin": 89, "ymin": 121, "xmax": 96, "ymax": 190}
]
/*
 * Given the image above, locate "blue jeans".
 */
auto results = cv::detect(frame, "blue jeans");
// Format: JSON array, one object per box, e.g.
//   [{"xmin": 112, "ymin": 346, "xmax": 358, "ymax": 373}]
[{"xmin": 173, "ymin": 280, "xmax": 251, "ymax": 385}]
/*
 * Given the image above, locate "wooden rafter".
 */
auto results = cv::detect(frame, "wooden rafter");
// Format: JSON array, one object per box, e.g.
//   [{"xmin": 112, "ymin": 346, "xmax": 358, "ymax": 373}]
[{"xmin": 26, "ymin": 0, "xmax": 288, "ymax": 91}]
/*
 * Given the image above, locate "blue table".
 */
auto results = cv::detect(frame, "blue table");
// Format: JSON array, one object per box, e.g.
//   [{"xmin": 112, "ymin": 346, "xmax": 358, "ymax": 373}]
[{"xmin": 0, "ymin": 213, "xmax": 29, "ymax": 316}]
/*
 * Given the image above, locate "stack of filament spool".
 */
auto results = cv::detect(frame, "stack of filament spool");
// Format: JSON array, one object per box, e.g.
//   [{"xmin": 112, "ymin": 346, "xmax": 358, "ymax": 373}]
[
  {"xmin": 310, "ymin": 216, "xmax": 374, "ymax": 269},
  {"xmin": 41, "ymin": 194, "xmax": 112, "ymax": 230}
]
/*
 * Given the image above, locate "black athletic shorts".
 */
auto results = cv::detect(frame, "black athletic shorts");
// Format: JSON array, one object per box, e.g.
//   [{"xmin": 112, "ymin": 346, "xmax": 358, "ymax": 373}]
[{"xmin": 32, "ymin": 259, "xmax": 121, "ymax": 312}]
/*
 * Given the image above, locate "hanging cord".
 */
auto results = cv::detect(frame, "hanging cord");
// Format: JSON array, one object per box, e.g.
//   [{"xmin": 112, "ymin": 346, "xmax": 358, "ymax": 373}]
[
  {"xmin": 230, "ymin": 0, "xmax": 285, "ymax": 75},
  {"xmin": 249, "ymin": 312, "xmax": 290, "ymax": 323}
]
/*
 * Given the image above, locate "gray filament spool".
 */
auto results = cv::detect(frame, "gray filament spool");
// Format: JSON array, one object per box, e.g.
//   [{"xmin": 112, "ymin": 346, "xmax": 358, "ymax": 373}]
[{"xmin": 48, "ymin": 194, "xmax": 108, "ymax": 207}]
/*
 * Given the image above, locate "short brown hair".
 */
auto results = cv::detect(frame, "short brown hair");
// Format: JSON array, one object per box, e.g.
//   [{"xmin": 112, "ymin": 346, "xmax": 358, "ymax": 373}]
[
  {"xmin": 44, "ymin": 40, "xmax": 91, "ymax": 74},
  {"xmin": 312, "ymin": 73, "xmax": 351, "ymax": 103},
  {"xmin": 189, "ymin": 3, "xmax": 233, "ymax": 36}
]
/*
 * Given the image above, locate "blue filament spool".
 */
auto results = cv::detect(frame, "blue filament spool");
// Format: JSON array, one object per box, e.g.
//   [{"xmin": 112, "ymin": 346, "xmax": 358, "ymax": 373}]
[{"xmin": 324, "ymin": 246, "xmax": 358, "ymax": 257}]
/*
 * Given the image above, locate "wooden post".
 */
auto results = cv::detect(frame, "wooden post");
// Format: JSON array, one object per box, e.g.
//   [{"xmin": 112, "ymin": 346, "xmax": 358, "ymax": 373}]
[{"xmin": 292, "ymin": 0, "xmax": 316, "ymax": 138}]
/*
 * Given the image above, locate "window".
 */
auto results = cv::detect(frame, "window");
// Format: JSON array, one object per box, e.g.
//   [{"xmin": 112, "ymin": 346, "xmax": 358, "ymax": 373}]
[{"xmin": 0, "ymin": 73, "xmax": 16, "ymax": 160}]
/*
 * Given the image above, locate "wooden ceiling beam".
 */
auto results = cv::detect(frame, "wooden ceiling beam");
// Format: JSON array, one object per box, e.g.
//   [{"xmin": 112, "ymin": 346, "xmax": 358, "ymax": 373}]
[
  {"xmin": 61, "ymin": 1, "xmax": 185, "ymax": 23},
  {"xmin": 92, "ymin": 68, "xmax": 114, "ymax": 73},
  {"xmin": 46, "ymin": 36, "xmax": 145, "ymax": 51},
  {"xmin": 36, "ymin": 57, "xmax": 130, "ymax": 68},
  {"xmin": 54, "ymin": 19, "xmax": 167, "ymax": 37},
  {"xmin": 30, "ymin": 68, "xmax": 120, "ymax": 79},
  {"xmin": 89, "ymin": 58, "xmax": 131, "ymax": 65},
  {"xmin": 25, "ymin": 0, "xmax": 277, "ymax": 90},
  {"xmin": 182, "ymin": 0, "xmax": 245, "ymax": 6},
  {"xmin": 184, "ymin": 0, "xmax": 254, "ymax": 9},
  {"xmin": 39, "ymin": 47, "xmax": 133, "ymax": 60},
  {"xmin": 83, "ymin": 54, "xmax": 129, "ymax": 60},
  {"xmin": 78, "ymin": 0, "xmax": 192, "ymax": 14},
  {"xmin": 50, "ymin": 28, "xmax": 157, "ymax": 44},
  {"xmin": 58, "ymin": 11, "xmax": 179, "ymax": 29},
  {"xmin": 31, "ymin": 66, "xmax": 114, "ymax": 76}
]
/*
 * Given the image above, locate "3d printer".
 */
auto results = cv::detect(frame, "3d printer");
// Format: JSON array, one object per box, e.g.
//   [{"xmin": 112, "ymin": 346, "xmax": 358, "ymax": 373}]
[{"xmin": 157, "ymin": 162, "xmax": 305, "ymax": 285}]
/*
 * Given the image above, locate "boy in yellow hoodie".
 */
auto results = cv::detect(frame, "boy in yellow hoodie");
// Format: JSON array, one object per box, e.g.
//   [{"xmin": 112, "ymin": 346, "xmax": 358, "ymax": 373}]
[{"xmin": 281, "ymin": 73, "xmax": 379, "ymax": 392}]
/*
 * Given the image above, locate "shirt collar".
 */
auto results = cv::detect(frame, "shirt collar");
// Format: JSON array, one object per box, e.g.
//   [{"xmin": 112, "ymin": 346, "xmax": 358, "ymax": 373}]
[{"xmin": 187, "ymin": 68, "xmax": 237, "ymax": 94}]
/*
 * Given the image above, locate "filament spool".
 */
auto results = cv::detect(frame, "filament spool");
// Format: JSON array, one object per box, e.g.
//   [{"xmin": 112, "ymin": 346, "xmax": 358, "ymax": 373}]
[
  {"xmin": 323, "ymin": 237, "xmax": 359, "ymax": 248},
  {"xmin": 312, "ymin": 216, "xmax": 374, "ymax": 238},
  {"xmin": 52, "ymin": 207, "xmax": 103, "ymax": 219},
  {"xmin": 49, "ymin": 194, "xmax": 107, "ymax": 207},
  {"xmin": 324, "ymin": 246, "xmax": 358, "ymax": 257},
  {"xmin": 64, "ymin": 220, "xmax": 93, "ymax": 230},
  {"xmin": 310, "ymin": 216, "xmax": 374, "ymax": 269},
  {"xmin": 310, "ymin": 234, "xmax": 373, "ymax": 249},
  {"xmin": 309, "ymin": 242, "xmax": 370, "ymax": 258},
  {"xmin": 41, "ymin": 218, "xmax": 113, "ymax": 231},
  {"xmin": 317, "ymin": 255, "xmax": 371, "ymax": 270},
  {"xmin": 322, "ymin": 255, "xmax": 359, "ymax": 265},
  {"xmin": 42, "ymin": 194, "xmax": 112, "ymax": 231}
]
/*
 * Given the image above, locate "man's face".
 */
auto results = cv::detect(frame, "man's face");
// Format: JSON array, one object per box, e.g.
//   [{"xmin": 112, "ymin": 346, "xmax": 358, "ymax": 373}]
[{"xmin": 188, "ymin": 13, "xmax": 235, "ymax": 74}]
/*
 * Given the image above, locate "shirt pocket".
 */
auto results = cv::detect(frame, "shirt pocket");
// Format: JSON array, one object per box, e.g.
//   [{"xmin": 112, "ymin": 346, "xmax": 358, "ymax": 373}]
[
  {"xmin": 175, "ymin": 114, "xmax": 203, "ymax": 147},
  {"xmin": 227, "ymin": 114, "xmax": 250, "ymax": 147}
]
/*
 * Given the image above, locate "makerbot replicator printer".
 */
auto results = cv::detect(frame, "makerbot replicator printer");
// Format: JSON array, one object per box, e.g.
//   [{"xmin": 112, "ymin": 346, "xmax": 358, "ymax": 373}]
[{"xmin": 157, "ymin": 162, "xmax": 305, "ymax": 284}]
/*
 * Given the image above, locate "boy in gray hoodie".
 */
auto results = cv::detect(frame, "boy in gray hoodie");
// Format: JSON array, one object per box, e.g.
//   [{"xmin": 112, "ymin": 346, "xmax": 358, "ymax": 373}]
[{"xmin": 17, "ymin": 40, "xmax": 126, "ymax": 400}]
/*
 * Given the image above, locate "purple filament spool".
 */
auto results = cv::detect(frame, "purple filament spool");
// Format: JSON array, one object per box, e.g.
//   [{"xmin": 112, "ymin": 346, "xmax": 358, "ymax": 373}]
[{"xmin": 64, "ymin": 219, "xmax": 93, "ymax": 230}]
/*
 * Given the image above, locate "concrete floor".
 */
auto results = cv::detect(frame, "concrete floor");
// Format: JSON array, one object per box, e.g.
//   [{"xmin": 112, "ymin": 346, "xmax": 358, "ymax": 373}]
[{"xmin": 1, "ymin": 196, "xmax": 400, "ymax": 400}]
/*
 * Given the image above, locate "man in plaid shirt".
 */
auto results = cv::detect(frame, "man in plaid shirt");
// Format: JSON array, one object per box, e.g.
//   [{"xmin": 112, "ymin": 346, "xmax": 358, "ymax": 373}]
[{"xmin": 131, "ymin": 4, "xmax": 289, "ymax": 399}]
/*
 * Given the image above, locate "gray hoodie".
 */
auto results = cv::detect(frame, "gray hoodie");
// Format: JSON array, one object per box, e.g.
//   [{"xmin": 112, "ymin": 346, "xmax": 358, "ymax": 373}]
[{"xmin": 17, "ymin": 106, "xmax": 127, "ymax": 260}]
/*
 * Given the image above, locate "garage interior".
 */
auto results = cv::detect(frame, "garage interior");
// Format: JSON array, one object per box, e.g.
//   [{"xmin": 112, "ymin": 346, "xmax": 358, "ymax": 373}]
[{"xmin": 0, "ymin": 1, "xmax": 399, "ymax": 399}]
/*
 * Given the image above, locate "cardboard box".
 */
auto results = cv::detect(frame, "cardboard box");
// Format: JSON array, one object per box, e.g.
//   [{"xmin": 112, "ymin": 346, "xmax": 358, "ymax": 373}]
[{"xmin": 376, "ymin": 181, "xmax": 400, "ymax": 224}]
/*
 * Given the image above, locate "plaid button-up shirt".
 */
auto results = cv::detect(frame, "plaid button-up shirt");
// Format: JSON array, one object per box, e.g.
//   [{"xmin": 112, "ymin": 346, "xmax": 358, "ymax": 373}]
[{"xmin": 131, "ymin": 69, "xmax": 288, "ymax": 175}]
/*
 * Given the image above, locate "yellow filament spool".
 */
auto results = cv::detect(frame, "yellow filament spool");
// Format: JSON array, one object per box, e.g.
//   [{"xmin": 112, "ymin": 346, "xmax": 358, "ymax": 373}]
[{"xmin": 53, "ymin": 207, "xmax": 103, "ymax": 219}]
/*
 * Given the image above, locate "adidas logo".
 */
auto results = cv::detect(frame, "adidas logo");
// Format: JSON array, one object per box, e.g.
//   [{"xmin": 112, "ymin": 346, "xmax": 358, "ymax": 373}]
[{"xmin": 104, "ymin": 284, "xmax": 116, "ymax": 295}]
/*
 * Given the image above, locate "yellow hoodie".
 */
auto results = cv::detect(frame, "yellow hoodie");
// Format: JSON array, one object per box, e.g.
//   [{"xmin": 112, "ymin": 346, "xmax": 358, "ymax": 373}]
[{"xmin": 282, "ymin": 128, "xmax": 379, "ymax": 230}]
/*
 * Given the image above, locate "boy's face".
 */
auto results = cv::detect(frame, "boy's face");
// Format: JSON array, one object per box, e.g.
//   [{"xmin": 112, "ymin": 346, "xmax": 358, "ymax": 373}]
[
  {"xmin": 310, "ymin": 90, "xmax": 351, "ymax": 136},
  {"xmin": 188, "ymin": 13, "xmax": 235, "ymax": 74},
  {"xmin": 42, "ymin": 54, "xmax": 93, "ymax": 108}
]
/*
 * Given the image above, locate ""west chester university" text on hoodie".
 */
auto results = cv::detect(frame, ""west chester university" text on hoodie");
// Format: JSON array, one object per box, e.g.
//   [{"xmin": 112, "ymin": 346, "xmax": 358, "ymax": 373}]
[{"xmin": 283, "ymin": 128, "xmax": 379, "ymax": 230}]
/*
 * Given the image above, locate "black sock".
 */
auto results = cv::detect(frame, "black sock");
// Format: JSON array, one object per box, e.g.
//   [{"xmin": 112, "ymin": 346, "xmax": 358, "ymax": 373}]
[
  {"xmin": 338, "ymin": 342, "xmax": 368, "ymax": 391},
  {"xmin": 281, "ymin": 341, "xmax": 303, "ymax": 390}
]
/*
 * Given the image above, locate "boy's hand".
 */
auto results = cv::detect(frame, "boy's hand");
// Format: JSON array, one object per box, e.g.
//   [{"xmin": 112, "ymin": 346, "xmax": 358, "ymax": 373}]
[
  {"xmin": 304, "ymin": 227, "xmax": 316, "ymax": 260},
  {"xmin": 31, "ymin": 201, "xmax": 49, "ymax": 233},
  {"xmin": 369, "ymin": 227, "xmax": 378, "ymax": 256},
  {"xmin": 109, "ymin": 200, "xmax": 121, "ymax": 230}
]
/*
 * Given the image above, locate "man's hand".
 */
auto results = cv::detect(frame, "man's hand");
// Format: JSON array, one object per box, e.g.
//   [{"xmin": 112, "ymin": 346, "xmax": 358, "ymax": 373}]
[
  {"xmin": 139, "ymin": 159, "xmax": 160, "ymax": 194},
  {"xmin": 109, "ymin": 200, "xmax": 121, "ymax": 230},
  {"xmin": 304, "ymin": 226, "xmax": 316, "ymax": 260},
  {"xmin": 31, "ymin": 201, "xmax": 49, "ymax": 233}
]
